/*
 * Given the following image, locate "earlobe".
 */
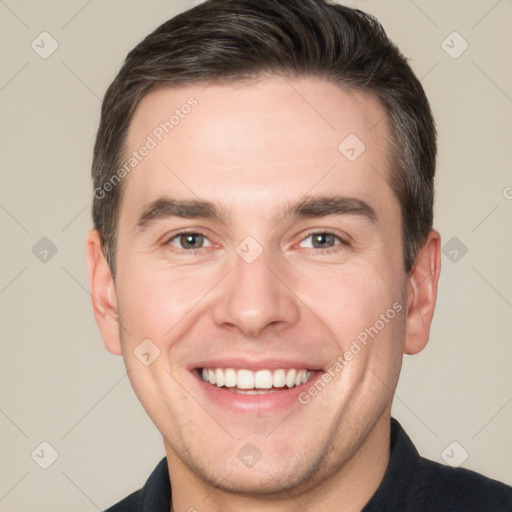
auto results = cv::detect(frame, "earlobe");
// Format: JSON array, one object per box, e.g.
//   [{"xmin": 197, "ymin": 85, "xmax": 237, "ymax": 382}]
[
  {"xmin": 404, "ymin": 229, "xmax": 441, "ymax": 355},
  {"xmin": 86, "ymin": 229, "xmax": 122, "ymax": 355}
]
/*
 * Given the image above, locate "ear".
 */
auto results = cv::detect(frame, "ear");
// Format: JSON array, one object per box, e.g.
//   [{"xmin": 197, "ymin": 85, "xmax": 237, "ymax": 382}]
[
  {"xmin": 404, "ymin": 229, "xmax": 441, "ymax": 355},
  {"xmin": 86, "ymin": 229, "xmax": 122, "ymax": 355}
]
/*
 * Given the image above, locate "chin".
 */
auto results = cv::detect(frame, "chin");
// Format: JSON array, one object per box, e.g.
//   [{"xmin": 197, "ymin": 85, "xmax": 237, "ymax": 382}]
[{"xmin": 177, "ymin": 440, "xmax": 330, "ymax": 499}]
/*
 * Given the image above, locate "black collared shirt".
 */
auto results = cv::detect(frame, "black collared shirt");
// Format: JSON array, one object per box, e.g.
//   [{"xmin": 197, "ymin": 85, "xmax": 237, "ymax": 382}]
[{"xmin": 105, "ymin": 418, "xmax": 512, "ymax": 511}]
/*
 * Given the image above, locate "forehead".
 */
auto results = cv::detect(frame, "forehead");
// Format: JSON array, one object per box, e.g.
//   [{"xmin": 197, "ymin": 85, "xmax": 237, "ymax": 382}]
[{"xmin": 121, "ymin": 76, "xmax": 396, "ymax": 222}]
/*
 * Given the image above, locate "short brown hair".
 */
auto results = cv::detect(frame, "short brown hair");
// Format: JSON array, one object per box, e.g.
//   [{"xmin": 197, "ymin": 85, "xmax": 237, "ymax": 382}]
[{"xmin": 92, "ymin": 0, "xmax": 436, "ymax": 277}]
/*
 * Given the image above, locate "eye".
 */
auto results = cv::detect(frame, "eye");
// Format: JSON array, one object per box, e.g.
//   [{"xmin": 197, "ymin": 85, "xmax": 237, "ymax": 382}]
[
  {"xmin": 167, "ymin": 232, "xmax": 212, "ymax": 250},
  {"xmin": 298, "ymin": 232, "xmax": 345, "ymax": 250}
]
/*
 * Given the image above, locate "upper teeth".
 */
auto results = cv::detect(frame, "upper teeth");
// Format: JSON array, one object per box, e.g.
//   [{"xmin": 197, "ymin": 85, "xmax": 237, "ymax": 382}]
[{"xmin": 201, "ymin": 368, "xmax": 313, "ymax": 389}]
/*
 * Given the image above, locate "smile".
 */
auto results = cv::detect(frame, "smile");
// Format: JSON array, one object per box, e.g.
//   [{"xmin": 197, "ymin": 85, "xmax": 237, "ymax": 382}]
[{"xmin": 199, "ymin": 367, "xmax": 316, "ymax": 393}]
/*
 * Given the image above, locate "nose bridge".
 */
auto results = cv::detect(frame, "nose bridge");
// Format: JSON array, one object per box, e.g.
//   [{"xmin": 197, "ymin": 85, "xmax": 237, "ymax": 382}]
[{"xmin": 212, "ymin": 243, "xmax": 300, "ymax": 337}]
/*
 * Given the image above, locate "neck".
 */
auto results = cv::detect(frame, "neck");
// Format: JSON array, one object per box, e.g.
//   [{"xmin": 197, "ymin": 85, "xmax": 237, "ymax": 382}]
[{"xmin": 167, "ymin": 412, "xmax": 391, "ymax": 512}]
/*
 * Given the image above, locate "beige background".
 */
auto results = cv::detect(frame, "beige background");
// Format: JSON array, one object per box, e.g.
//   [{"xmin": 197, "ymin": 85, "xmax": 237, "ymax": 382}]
[{"xmin": 1, "ymin": 0, "xmax": 511, "ymax": 510}]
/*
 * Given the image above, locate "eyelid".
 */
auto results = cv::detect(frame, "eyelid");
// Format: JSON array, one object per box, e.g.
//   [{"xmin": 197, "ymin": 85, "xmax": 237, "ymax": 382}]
[
  {"xmin": 163, "ymin": 229, "xmax": 215, "ymax": 250},
  {"xmin": 293, "ymin": 229, "xmax": 351, "ymax": 253},
  {"xmin": 161, "ymin": 228, "xmax": 350, "ymax": 253},
  {"xmin": 299, "ymin": 229, "xmax": 349, "ymax": 244}
]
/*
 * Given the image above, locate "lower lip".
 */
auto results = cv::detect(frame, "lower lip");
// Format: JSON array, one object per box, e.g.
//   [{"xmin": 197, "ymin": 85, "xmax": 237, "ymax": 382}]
[{"xmin": 193, "ymin": 371, "xmax": 323, "ymax": 413}]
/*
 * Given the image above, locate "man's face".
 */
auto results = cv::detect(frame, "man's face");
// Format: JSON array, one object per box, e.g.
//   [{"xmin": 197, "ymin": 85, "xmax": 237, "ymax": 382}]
[{"xmin": 111, "ymin": 77, "xmax": 410, "ymax": 494}]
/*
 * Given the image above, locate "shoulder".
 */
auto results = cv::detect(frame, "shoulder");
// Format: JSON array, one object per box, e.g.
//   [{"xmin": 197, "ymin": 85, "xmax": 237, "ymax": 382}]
[
  {"xmin": 386, "ymin": 418, "xmax": 511, "ymax": 511},
  {"xmin": 103, "ymin": 457, "xmax": 170, "ymax": 512},
  {"xmin": 418, "ymin": 456, "xmax": 512, "ymax": 511}
]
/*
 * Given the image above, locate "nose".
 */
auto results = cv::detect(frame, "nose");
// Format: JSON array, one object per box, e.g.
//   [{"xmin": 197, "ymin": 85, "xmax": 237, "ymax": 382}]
[{"xmin": 211, "ymin": 247, "xmax": 300, "ymax": 338}]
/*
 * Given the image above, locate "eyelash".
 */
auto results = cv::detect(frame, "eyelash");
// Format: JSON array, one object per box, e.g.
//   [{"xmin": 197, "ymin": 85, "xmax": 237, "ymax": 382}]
[
  {"xmin": 299, "ymin": 230, "xmax": 349, "ymax": 254},
  {"xmin": 164, "ymin": 230, "xmax": 349, "ymax": 255},
  {"xmin": 164, "ymin": 230, "xmax": 212, "ymax": 255}
]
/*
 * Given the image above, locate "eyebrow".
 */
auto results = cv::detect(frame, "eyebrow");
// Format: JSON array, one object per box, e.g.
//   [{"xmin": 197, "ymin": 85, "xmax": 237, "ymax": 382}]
[
  {"xmin": 135, "ymin": 195, "xmax": 378, "ymax": 230},
  {"xmin": 136, "ymin": 198, "xmax": 219, "ymax": 229},
  {"xmin": 289, "ymin": 195, "xmax": 378, "ymax": 223}
]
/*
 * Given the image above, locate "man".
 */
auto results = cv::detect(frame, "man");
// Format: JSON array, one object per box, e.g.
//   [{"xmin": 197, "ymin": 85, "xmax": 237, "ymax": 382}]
[{"xmin": 86, "ymin": 0, "xmax": 512, "ymax": 510}]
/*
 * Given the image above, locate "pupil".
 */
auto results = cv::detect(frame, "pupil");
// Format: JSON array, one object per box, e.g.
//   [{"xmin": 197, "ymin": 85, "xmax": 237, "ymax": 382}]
[
  {"xmin": 313, "ymin": 234, "xmax": 333, "ymax": 248},
  {"xmin": 182, "ymin": 234, "xmax": 202, "ymax": 249}
]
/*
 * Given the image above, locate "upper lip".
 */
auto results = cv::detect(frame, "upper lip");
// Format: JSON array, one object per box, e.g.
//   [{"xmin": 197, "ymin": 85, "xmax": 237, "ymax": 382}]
[{"xmin": 188, "ymin": 358, "xmax": 323, "ymax": 372}]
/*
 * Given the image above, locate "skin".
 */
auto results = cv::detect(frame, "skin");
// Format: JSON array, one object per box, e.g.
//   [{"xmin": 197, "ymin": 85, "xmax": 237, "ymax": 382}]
[{"xmin": 87, "ymin": 77, "xmax": 441, "ymax": 512}]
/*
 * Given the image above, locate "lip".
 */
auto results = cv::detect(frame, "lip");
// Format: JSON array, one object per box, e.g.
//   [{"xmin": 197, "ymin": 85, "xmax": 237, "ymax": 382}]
[
  {"xmin": 191, "ymin": 367, "xmax": 324, "ymax": 413},
  {"xmin": 187, "ymin": 358, "xmax": 323, "ymax": 372}
]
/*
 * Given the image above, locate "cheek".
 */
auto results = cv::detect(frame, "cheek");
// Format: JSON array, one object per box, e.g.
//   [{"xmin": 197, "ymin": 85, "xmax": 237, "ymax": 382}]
[
  {"xmin": 293, "ymin": 259, "xmax": 400, "ymax": 343},
  {"xmin": 115, "ymin": 259, "xmax": 220, "ymax": 343}
]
